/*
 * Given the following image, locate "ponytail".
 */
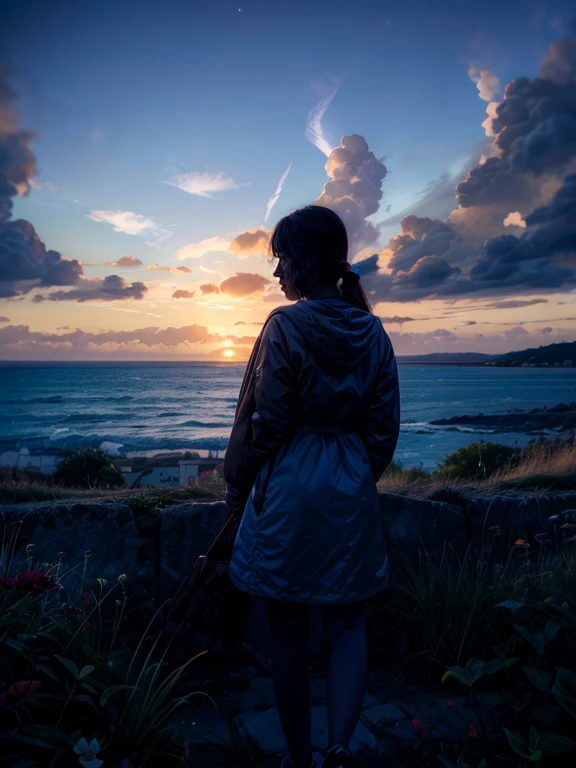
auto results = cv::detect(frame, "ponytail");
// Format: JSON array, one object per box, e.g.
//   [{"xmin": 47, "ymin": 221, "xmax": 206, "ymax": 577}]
[{"xmin": 339, "ymin": 263, "xmax": 373, "ymax": 314}]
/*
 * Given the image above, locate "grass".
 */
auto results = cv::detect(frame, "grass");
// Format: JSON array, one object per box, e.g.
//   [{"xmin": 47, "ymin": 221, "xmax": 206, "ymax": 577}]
[
  {"xmin": 377, "ymin": 439, "xmax": 576, "ymax": 497},
  {"xmin": 0, "ymin": 471, "xmax": 226, "ymax": 506},
  {"xmin": 2, "ymin": 438, "xmax": 575, "ymax": 506}
]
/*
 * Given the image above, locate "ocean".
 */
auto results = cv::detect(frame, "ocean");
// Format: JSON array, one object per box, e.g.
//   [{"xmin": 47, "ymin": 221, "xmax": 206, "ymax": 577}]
[{"xmin": 1, "ymin": 362, "xmax": 576, "ymax": 471}]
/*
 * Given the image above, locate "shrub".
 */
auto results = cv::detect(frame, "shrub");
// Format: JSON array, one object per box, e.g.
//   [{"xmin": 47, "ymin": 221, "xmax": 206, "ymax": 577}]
[
  {"xmin": 437, "ymin": 441, "xmax": 522, "ymax": 481},
  {"xmin": 54, "ymin": 448, "xmax": 125, "ymax": 489}
]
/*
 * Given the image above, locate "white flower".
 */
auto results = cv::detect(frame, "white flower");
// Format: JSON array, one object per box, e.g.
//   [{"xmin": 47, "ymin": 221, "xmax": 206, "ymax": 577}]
[{"xmin": 73, "ymin": 737, "xmax": 103, "ymax": 767}]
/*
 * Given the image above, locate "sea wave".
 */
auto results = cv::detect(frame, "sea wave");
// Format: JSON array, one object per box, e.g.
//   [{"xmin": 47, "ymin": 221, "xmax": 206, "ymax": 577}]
[{"xmin": 180, "ymin": 419, "xmax": 233, "ymax": 428}]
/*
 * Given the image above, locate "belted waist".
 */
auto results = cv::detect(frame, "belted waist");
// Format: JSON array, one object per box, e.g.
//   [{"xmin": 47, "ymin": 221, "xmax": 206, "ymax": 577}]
[{"xmin": 293, "ymin": 423, "xmax": 359, "ymax": 435}]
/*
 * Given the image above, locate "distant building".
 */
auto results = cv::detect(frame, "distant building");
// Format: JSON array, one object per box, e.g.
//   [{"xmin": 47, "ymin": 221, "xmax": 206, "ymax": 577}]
[
  {"xmin": 0, "ymin": 449, "xmax": 61, "ymax": 475},
  {"xmin": 121, "ymin": 458, "xmax": 222, "ymax": 488}
]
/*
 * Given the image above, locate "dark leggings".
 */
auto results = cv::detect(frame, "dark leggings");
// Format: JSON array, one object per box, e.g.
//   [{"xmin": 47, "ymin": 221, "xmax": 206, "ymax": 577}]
[{"xmin": 264, "ymin": 598, "xmax": 367, "ymax": 768}]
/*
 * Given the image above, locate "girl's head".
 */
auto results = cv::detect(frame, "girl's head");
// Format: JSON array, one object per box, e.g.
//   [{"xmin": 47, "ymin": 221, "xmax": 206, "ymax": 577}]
[{"xmin": 270, "ymin": 205, "xmax": 372, "ymax": 312}]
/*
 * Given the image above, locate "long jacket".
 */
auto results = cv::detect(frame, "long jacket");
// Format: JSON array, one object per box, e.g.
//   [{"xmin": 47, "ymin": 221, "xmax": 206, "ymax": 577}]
[{"xmin": 223, "ymin": 296, "xmax": 400, "ymax": 603}]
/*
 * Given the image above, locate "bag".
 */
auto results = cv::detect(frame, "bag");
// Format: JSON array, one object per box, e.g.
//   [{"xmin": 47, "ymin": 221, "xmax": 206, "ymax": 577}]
[{"xmin": 164, "ymin": 505, "xmax": 252, "ymax": 657}]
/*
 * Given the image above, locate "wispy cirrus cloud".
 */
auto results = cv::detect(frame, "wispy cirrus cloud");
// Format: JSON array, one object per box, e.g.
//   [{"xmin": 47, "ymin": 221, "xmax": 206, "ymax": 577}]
[
  {"xmin": 88, "ymin": 210, "xmax": 174, "ymax": 247},
  {"xmin": 265, "ymin": 163, "xmax": 292, "ymax": 223},
  {"xmin": 176, "ymin": 236, "xmax": 231, "ymax": 261},
  {"xmin": 305, "ymin": 78, "xmax": 340, "ymax": 156},
  {"xmin": 164, "ymin": 171, "xmax": 246, "ymax": 198},
  {"xmin": 146, "ymin": 264, "xmax": 192, "ymax": 275}
]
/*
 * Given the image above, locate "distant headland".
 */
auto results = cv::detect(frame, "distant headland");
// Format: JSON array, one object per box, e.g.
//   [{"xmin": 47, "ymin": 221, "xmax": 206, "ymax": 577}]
[{"xmin": 398, "ymin": 341, "xmax": 576, "ymax": 367}]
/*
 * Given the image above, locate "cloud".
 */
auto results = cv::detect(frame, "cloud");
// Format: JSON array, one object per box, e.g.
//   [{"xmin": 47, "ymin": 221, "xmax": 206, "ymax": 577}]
[
  {"xmin": 224, "ymin": 335, "xmax": 258, "ymax": 345},
  {"xmin": 146, "ymin": 263, "xmax": 192, "ymax": 275},
  {"xmin": 503, "ymin": 211, "xmax": 526, "ymax": 228},
  {"xmin": 228, "ymin": 228, "xmax": 270, "ymax": 257},
  {"xmin": 456, "ymin": 37, "xmax": 576, "ymax": 209},
  {"xmin": 0, "ymin": 323, "xmax": 225, "ymax": 357},
  {"xmin": 0, "ymin": 72, "xmax": 110, "ymax": 300},
  {"xmin": 305, "ymin": 78, "xmax": 340, "ymax": 156},
  {"xmin": 105, "ymin": 256, "xmax": 143, "ymax": 267},
  {"xmin": 176, "ymin": 236, "xmax": 231, "ymax": 261},
  {"xmin": 315, "ymin": 134, "xmax": 388, "ymax": 250},
  {"xmin": 88, "ymin": 210, "xmax": 173, "ymax": 247},
  {"xmin": 89, "ymin": 210, "xmax": 152, "ymax": 235},
  {"xmin": 172, "ymin": 289, "xmax": 195, "ymax": 299},
  {"xmin": 200, "ymin": 283, "xmax": 220, "ymax": 294},
  {"xmin": 0, "ymin": 316, "xmax": 9, "ymax": 322},
  {"xmin": 468, "ymin": 66, "xmax": 501, "ymax": 101},
  {"xmin": 33, "ymin": 275, "xmax": 148, "ymax": 302},
  {"xmin": 362, "ymin": 36, "xmax": 576, "ymax": 303},
  {"xmin": 219, "ymin": 272, "xmax": 271, "ymax": 297},
  {"xmin": 540, "ymin": 326, "xmax": 554, "ymax": 334},
  {"xmin": 502, "ymin": 326, "xmax": 529, "ymax": 339},
  {"xmin": 265, "ymin": 163, "xmax": 292, "ymax": 224},
  {"xmin": 379, "ymin": 316, "xmax": 415, "ymax": 325},
  {"xmin": 488, "ymin": 298, "xmax": 548, "ymax": 309},
  {"xmin": 164, "ymin": 171, "xmax": 244, "ymax": 198}
]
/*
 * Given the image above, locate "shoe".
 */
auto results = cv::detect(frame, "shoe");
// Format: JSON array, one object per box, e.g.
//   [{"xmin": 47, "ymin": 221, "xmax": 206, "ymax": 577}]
[
  {"xmin": 281, "ymin": 753, "xmax": 324, "ymax": 768},
  {"xmin": 321, "ymin": 744, "xmax": 358, "ymax": 768}
]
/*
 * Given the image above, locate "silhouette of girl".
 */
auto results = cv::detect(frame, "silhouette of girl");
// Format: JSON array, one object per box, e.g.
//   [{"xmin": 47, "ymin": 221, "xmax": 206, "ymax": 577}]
[{"xmin": 224, "ymin": 205, "xmax": 400, "ymax": 768}]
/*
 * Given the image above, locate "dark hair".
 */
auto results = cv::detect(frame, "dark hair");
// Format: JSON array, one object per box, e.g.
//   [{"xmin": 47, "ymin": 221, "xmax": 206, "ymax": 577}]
[{"xmin": 270, "ymin": 205, "xmax": 372, "ymax": 313}]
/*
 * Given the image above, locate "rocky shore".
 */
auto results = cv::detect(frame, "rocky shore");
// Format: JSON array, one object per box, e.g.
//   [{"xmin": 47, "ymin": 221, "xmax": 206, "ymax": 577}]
[{"xmin": 430, "ymin": 401, "xmax": 576, "ymax": 434}]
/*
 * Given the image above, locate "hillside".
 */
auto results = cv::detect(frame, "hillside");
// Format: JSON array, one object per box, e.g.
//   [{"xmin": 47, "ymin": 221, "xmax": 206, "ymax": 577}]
[{"xmin": 493, "ymin": 341, "xmax": 576, "ymax": 367}]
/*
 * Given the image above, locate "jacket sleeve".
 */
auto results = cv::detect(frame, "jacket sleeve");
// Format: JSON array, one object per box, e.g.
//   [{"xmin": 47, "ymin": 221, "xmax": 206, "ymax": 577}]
[
  {"xmin": 360, "ymin": 330, "xmax": 400, "ymax": 481},
  {"xmin": 223, "ymin": 312, "xmax": 297, "ymax": 509}
]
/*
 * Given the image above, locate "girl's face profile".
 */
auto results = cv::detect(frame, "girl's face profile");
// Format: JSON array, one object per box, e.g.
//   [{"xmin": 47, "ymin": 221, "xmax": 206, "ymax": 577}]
[{"xmin": 273, "ymin": 255, "xmax": 300, "ymax": 301}]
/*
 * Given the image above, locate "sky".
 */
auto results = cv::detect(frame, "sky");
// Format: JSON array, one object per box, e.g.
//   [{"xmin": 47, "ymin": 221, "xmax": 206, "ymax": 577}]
[{"xmin": 0, "ymin": 0, "xmax": 575, "ymax": 361}]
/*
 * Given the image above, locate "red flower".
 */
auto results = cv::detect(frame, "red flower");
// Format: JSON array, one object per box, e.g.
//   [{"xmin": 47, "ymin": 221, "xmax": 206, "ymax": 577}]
[
  {"xmin": 469, "ymin": 723, "xmax": 478, "ymax": 738},
  {"xmin": 447, "ymin": 700, "xmax": 454, "ymax": 707},
  {"xmin": 16, "ymin": 571, "xmax": 56, "ymax": 592},
  {"xmin": 83, "ymin": 591, "xmax": 94, "ymax": 606},
  {"xmin": 0, "ymin": 577, "xmax": 18, "ymax": 588},
  {"xmin": 412, "ymin": 719, "xmax": 420, "ymax": 727},
  {"xmin": 0, "ymin": 681, "xmax": 40, "ymax": 708}
]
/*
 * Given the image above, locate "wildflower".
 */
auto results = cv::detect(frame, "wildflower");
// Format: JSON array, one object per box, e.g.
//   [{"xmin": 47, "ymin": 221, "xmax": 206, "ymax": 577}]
[
  {"xmin": 441, "ymin": 670, "xmax": 452, "ymax": 683},
  {"xmin": 83, "ymin": 591, "xmax": 94, "ymax": 606},
  {"xmin": 411, "ymin": 719, "xmax": 420, "ymax": 727},
  {"xmin": 0, "ymin": 577, "xmax": 18, "ymax": 588},
  {"xmin": 0, "ymin": 681, "xmax": 41, "ymax": 708},
  {"xmin": 16, "ymin": 571, "xmax": 56, "ymax": 592},
  {"xmin": 447, "ymin": 700, "xmax": 454, "ymax": 707},
  {"xmin": 544, "ymin": 596, "xmax": 553, "ymax": 603},
  {"xmin": 73, "ymin": 737, "xmax": 103, "ymax": 768},
  {"xmin": 469, "ymin": 723, "xmax": 478, "ymax": 738},
  {"xmin": 117, "ymin": 573, "xmax": 128, "ymax": 584}
]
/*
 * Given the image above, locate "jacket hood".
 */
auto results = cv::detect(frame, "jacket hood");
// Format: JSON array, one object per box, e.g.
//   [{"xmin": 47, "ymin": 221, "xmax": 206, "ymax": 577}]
[{"xmin": 287, "ymin": 297, "xmax": 382, "ymax": 373}]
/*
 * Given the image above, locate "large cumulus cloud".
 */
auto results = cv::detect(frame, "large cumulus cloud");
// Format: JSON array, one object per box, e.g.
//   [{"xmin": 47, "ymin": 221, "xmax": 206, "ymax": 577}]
[
  {"xmin": 315, "ymin": 134, "xmax": 387, "ymax": 250},
  {"xmin": 0, "ymin": 71, "xmax": 148, "ymax": 301},
  {"xmin": 456, "ymin": 37, "xmax": 576, "ymax": 210},
  {"xmin": 363, "ymin": 35, "xmax": 576, "ymax": 304}
]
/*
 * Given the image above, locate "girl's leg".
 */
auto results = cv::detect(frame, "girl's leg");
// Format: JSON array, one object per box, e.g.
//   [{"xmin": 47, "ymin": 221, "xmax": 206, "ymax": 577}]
[
  {"xmin": 264, "ymin": 598, "xmax": 313, "ymax": 768},
  {"xmin": 322, "ymin": 601, "xmax": 367, "ymax": 750}
]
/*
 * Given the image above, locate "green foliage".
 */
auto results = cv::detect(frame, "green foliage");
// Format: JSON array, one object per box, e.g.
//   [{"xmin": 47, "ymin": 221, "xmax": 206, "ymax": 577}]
[
  {"xmin": 0, "ymin": 549, "xmax": 207, "ymax": 766},
  {"xmin": 53, "ymin": 448, "xmax": 125, "ymax": 489},
  {"xmin": 437, "ymin": 441, "xmax": 522, "ymax": 480}
]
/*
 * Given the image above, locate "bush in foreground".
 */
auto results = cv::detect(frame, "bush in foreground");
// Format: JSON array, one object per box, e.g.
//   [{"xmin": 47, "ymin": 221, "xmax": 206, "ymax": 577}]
[{"xmin": 54, "ymin": 449, "xmax": 125, "ymax": 489}]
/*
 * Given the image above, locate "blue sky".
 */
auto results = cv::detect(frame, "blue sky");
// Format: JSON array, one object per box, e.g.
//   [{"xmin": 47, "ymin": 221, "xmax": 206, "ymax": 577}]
[{"xmin": 1, "ymin": 0, "xmax": 575, "ymax": 359}]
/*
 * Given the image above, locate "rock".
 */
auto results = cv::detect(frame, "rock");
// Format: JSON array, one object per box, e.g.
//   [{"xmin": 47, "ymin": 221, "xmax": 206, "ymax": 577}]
[
  {"xmin": 361, "ymin": 702, "xmax": 405, "ymax": 727},
  {"xmin": 159, "ymin": 501, "xmax": 230, "ymax": 597},
  {"xmin": 178, "ymin": 706, "xmax": 231, "ymax": 745},
  {"xmin": 379, "ymin": 493, "xmax": 468, "ymax": 558},
  {"xmin": 234, "ymin": 705, "xmax": 376, "ymax": 752},
  {"xmin": 0, "ymin": 502, "xmax": 146, "ymax": 589}
]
